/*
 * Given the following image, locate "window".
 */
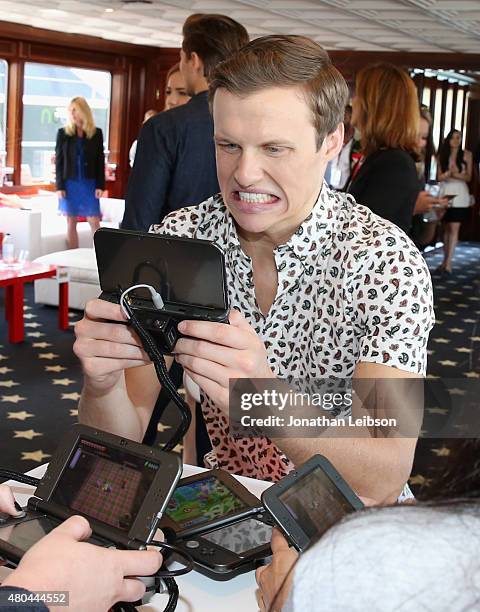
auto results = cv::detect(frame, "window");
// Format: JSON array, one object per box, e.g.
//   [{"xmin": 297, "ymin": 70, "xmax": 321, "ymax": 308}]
[
  {"xmin": 21, "ymin": 63, "xmax": 111, "ymax": 183},
  {"xmin": 432, "ymin": 87, "xmax": 443, "ymax": 150},
  {"xmin": 421, "ymin": 86, "xmax": 431, "ymax": 108},
  {"xmin": 455, "ymin": 89, "xmax": 465, "ymax": 133},
  {"xmin": 444, "ymin": 89, "xmax": 453, "ymax": 137}
]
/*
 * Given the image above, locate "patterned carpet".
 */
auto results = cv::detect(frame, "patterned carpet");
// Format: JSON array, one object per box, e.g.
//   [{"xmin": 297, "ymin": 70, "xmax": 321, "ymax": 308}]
[{"xmin": 1, "ymin": 242, "xmax": 479, "ymax": 494}]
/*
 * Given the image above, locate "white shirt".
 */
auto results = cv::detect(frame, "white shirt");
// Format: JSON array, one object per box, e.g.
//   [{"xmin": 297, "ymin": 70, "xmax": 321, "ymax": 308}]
[{"xmin": 153, "ymin": 184, "xmax": 434, "ymax": 481}]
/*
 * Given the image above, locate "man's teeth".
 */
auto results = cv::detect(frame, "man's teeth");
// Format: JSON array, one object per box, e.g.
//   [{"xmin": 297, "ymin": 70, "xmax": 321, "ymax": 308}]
[{"xmin": 238, "ymin": 191, "xmax": 274, "ymax": 203}]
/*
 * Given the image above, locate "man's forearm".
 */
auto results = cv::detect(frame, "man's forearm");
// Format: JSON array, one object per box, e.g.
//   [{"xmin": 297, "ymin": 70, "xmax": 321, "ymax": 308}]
[
  {"xmin": 78, "ymin": 374, "xmax": 145, "ymax": 442},
  {"xmin": 272, "ymin": 435, "xmax": 416, "ymax": 503}
]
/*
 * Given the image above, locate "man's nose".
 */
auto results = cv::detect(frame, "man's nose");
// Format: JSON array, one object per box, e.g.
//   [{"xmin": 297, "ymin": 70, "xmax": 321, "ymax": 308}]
[{"xmin": 234, "ymin": 151, "xmax": 263, "ymax": 188}]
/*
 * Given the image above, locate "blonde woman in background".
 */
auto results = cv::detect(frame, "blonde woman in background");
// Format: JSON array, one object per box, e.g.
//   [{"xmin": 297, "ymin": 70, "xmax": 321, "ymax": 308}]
[
  {"xmin": 55, "ymin": 96, "xmax": 105, "ymax": 249},
  {"xmin": 129, "ymin": 63, "xmax": 190, "ymax": 167}
]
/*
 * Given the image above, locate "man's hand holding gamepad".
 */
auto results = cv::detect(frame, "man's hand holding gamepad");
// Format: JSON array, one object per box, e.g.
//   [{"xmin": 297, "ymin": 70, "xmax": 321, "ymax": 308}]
[
  {"xmin": 173, "ymin": 308, "xmax": 275, "ymax": 414},
  {"xmin": 0, "ymin": 484, "xmax": 25, "ymax": 517},
  {"xmin": 255, "ymin": 529, "xmax": 298, "ymax": 612},
  {"xmin": 74, "ymin": 298, "xmax": 151, "ymax": 392},
  {"xmin": 2, "ymin": 515, "xmax": 162, "ymax": 612}
]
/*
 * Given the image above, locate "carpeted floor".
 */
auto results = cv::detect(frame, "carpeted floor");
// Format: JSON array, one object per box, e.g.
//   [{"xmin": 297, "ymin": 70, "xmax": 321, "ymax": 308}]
[{"xmin": 1, "ymin": 242, "xmax": 479, "ymax": 493}]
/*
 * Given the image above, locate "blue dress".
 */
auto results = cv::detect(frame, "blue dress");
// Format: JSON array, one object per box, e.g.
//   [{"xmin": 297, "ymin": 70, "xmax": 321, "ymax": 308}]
[{"xmin": 58, "ymin": 136, "xmax": 101, "ymax": 218}]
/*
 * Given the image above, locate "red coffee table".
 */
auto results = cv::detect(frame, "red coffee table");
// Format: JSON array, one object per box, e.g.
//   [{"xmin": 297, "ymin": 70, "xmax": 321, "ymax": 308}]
[{"xmin": 0, "ymin": 262, "xmax": 69, "ymax": 343}]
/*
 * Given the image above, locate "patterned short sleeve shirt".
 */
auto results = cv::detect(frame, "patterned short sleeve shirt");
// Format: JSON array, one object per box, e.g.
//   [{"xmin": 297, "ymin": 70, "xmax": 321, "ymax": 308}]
[{"xmin": 153, "ymin": 184, "xmax": 435, "ymax": 481}]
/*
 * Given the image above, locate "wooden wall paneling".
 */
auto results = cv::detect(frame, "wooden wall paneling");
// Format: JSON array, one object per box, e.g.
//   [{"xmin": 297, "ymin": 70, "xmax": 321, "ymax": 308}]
[
  {"xmin": 6, "ymin": 57, "xmax": 24, "ymax": 185},
  {"xmin": 144, "ymin": 49, "xmax": 180, "ymax": 113}
]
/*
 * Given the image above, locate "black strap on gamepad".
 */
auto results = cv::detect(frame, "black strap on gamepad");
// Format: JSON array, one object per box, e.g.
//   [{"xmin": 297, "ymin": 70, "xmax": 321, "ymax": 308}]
[{"xmin": 121, "ymin": 297, "xmax": 192, "ymax": 453}]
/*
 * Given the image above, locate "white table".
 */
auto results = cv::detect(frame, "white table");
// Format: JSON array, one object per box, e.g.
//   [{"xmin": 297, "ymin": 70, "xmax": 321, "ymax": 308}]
[{"xmin": 2, "ymin": 464, "xmax": 272, "ymax": 611}]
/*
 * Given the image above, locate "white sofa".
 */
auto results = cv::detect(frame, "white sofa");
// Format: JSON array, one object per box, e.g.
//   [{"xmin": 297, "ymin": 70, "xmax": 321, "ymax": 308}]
[
  {"xmin": 0, "ymin": 194, "xmax": 124, "ymax": 260},
  {"xmin": 0, "ymin": 193, "xmax": 124, "ymax": 310},
  {"xmin": 33, "ymin": 248, "xmax": 100, "ymax": 310}
]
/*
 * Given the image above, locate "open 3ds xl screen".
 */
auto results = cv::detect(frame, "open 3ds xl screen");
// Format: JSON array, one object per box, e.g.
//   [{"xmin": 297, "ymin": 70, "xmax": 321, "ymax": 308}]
[{"xmin": 51, "ymin": 438, "xmax": 160, "ymax": 531}]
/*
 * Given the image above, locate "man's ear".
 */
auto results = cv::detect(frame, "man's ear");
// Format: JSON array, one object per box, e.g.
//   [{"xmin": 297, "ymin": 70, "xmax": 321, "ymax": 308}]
[
  {"xmin": 323, "ymin": 123, "xmax": 344, "ymax": 161},
  {"xmin": 190, "ymin": 51, "xmax": 205, "ymax": 77}
]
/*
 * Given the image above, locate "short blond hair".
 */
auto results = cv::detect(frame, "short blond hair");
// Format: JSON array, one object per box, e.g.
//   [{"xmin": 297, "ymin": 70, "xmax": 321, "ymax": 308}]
[
  {"xmin": 65, "ymin": 96, "xmax": 96, "ymax": 139},
  {"xmin": 209, "ymin": 35, "xmax": 348, "ymax": 148}
]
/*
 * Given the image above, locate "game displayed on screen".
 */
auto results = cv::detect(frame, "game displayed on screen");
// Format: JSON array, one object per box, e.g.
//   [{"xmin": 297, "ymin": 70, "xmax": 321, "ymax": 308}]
[
  {"xmin": 51, "ymin": 439, "xmax": 159, "ymax": 531},
  {"xmin": 165, "ymin": 476, "xmax": 247, "ymax": 529},
  {"xmin": 279, "ymin": 467, "xmax": 355, "ymax": 539}
]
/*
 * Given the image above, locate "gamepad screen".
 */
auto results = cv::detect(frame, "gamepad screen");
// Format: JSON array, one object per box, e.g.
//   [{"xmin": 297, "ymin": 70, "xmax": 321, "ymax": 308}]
[
  {"xmin": 165, "ymin": 476, "xmax": 246, "ymax": 529},
  {"xmin": 51, "ymin": 439, "xmax": 159, "ymax": 531},
  {"xmin": 279, "ymin": 466, "xmax": 355, "ymax": 539},
  {"xmin": 203, "ymin": 518, "xmax": 272, "ymax": 555}
]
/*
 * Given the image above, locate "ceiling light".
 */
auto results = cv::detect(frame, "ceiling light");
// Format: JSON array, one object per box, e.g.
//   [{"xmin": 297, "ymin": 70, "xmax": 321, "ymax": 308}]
[{"xmin": 105, "ymin": 8, "xmax": 114, "ymax": 12}]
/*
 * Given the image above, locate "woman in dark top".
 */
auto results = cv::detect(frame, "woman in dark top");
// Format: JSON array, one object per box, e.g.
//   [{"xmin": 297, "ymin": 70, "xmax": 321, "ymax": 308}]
[
  {"xmin": 55, "ymin": 96, "xmax": 105, "ymax": 249},
  {"xmin": 347, "ymin": 63, "xmax": 421, "ymax": 234}
]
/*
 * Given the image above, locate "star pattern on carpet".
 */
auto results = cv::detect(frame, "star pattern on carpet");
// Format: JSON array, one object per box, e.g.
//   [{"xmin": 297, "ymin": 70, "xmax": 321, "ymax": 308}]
[
  {"xmin": 438, "ymin": 360, "xmax": 458, "ymax": 366},
  {"xmin": 61, "ymin": 392, "xmax": 81, "ymax": 400},
  {"xmin": 45, "ymin": 365, "xmax": 67, "ymax": 372},
  {"xmin": 21, "ymin": 450, "xmax": 51, "ymax": 462},
  {"xmin": 0, "ymin": 380, "xmax": 19, "ymax": 388},
  {"xmin": 7, "ymin": 410, "xmax": 34, "ymax": 420},
  {"xmin": 426, "ymin": 408, "xmax": 448, "ymax": 415},
  {"xmin": 409, "ymin": 474, "xmax": 432, "ymax": 487},
  {"xmin": 157, "ymin": 423, "xmax": 171, "ymax": 433},
  {"xmin": 1, "ymin": 394, "xmax": 26, "ymax": 403},
  {"xmin": 27, "ymin": 332, "xmax": 45, "ymax": 338},
  {"xmin": 431, "ymin": 446, "xmax": 451, "ymax": 457},
  {"xmin": 0, "ymin": 354, "xmax": 8, "ymax": 361},
  {"xmin": 14, "ymin": 429, "xmax": 43, "ymax": 440},
  {"xmin": 32, "ymin": 342, "xmax": 52, "ymax": 348},
  {"xmin": 52, "ymin": 378, "xmax": 75, "ymax": 386},
  {"xmin": 38, "ymin": 352, "xmax": 59, "ymax": 360},
  {"xmin": 24, "ymin": 322, "xmax": 42, "ymax": 328},
  {"xmin": 0, "ymin": 367, "xmax": 13, "ymax": 374},
  {"xmin": 69, "ymin": 409, "xmax": 79, "ymax": 417}
]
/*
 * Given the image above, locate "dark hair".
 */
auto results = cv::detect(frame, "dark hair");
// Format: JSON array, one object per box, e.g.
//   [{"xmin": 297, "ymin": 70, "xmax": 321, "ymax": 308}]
[
  {"xmin": 182, "ymin": 14, "xmax": 249, "ymax": 82},
  {"xmin": 209, "ymin": 35, "xmax": 349, "ymax": 148},
  {"xmin": 439, "ymin": 129, "xmax": 465, "ymax": 173}
]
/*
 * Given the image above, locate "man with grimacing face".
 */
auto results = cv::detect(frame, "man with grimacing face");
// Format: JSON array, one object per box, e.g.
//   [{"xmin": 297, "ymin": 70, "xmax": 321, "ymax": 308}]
[{"xmin": 74, "ymin": 36, "xmax": 434, "ymax": 504}]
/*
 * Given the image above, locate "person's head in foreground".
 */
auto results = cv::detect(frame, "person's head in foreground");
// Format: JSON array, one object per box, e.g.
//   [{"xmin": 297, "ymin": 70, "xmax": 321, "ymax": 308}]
[
  {"xmin": 256, "ymin": 438, "xmax": 480, "ymax": 612},
  {"xmin": 209, "ymin": 34, "xmax": 348, "ymax": 241},
  {"xmin": 65, "ymin": 96, "xmax": 96, "ymax": 139}
]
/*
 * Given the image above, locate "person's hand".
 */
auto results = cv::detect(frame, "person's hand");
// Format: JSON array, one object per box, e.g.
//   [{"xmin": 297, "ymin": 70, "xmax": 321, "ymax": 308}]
[
  {"xmin": 255, "ymin": 529, "xmax": 298, "ymax": 612},
  {"xmin": 173, "ymin": 309, "xmax": 275, "ymax": 414},
  {"xmin": 73, "ymin": 298, "xmax": 150, "ymax": 392},
  {"xmin": 2, "ymin": 515, "xmax": 162, "ymax": 612},
  {"xmin": 56, "ymin": 190, "xmax": 66, "ymax": 199},
  {"xmin": 95, "ymin": 189, "xmax": 104, "ymax": 199},
  {"xmin": 414, "ymin": 190, "xmax": 436, "ymax": 215},
  {"xmin": 0, "ymin": 484, "xmax": 24, "ymax": 516}
]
